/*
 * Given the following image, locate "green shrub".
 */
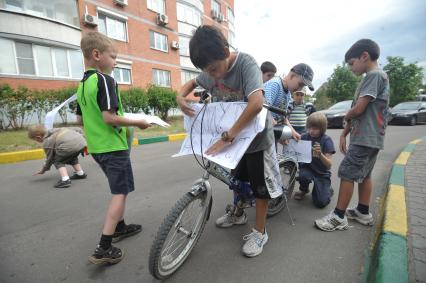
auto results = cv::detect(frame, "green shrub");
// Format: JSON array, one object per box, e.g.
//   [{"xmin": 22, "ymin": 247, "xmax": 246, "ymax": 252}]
[
  {"xmin": 121, "ymin": 87, "xmax": 150, "ymax": 114},
  {"xmin": 147, "ymin": 85, "xmax": 178, "ymax": 120}
]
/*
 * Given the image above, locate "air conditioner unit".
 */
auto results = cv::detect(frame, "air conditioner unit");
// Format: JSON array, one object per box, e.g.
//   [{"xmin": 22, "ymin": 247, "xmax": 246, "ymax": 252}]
[
  {"xmin": 156, "ymin": 13, "xmax": 169, "ymax": 26},
  {"xmin": 211, "ymin": 10, "xmax": 219, "ymax": 19},
  {"xmin": 171, "ymin": 41, "xmax": 179, "ymax": 50},
  {"xmin": 83, "ymin": 13, "xmax": 98, "ymax": 26},
  {"xmin": 217, "ymin": 13, "xmax": 224, "ymax": 22},
  {"xmin": 113, "ymin": 0, "xmax": 128, "ymax": 6}
]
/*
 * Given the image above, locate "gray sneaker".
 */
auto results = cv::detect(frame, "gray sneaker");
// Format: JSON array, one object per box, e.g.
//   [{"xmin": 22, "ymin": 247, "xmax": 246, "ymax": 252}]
[
  {"xmin": 242, "ymin": 228, "xmax": 268, "ymax": 257},
  {"xmin": 314, "ymin": 212, "xmax": 349, "ymax": 232},
  {"xmin": 345, "ymin": 207, "xmax": 374, "ymax": 226},
  {"xmin": 215, "ymin": 211, "xmax": 248, "ymax": 228}
]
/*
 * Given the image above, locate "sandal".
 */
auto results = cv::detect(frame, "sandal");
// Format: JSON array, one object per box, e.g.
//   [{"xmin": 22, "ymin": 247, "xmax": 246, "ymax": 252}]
[{"xmin": 112, "ymin": 224, "xmax": 142, "ymax": 243}]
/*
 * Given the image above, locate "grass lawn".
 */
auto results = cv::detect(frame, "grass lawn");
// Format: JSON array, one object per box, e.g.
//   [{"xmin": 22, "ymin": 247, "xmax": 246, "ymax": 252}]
[{"xmin": 0, "ymin": 116, "xmax": 184, "ymax": 153}]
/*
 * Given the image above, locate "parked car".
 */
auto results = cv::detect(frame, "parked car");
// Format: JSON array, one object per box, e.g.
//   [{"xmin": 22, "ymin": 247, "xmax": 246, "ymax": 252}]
[
  {"xmin": 389, "ymin": 101, "xmax": 426, "ymax": 126},
  {"xmin": 320, "ymin": 100, "xmax": 352, "ymax": 128}
]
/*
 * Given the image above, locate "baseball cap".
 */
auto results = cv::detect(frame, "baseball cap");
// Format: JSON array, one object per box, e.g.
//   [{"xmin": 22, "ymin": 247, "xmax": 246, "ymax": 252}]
[{"xmin": 291, "ymin": 63, "xmax": 314, "ymax": 91}]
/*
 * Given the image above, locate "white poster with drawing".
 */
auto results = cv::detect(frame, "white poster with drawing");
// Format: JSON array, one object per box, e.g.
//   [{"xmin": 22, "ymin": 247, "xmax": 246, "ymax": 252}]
[
  {"xmin": 174, "ymin": 102, "xmax": 267, "ymax": 169},
  {"xmin": 282, "ymin": 140, "xmax": 312, "ymax": 163},
  {"xmin": 44, "ymin": 94, "xmax": 77, "ymax": 129},
  {"xmin": 124, "ymin": 113, "xmax": 171, "ymax": 128}
]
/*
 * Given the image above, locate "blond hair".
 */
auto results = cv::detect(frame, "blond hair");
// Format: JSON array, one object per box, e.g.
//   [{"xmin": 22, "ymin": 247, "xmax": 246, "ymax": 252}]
[
  {"xmin": 306, "ymin": 112, "xmax": 327, "ymax": 135},
  {"xmin": 80, "ymin": 31, "xmax": 115, "ymax": 59},
  {"xmin": 28, "ymin": 124, "xmax": 47, "ymax": 139}
]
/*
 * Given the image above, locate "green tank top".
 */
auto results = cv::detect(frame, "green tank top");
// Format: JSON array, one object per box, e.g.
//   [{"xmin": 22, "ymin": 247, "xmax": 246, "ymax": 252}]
[{"xmin": 76, "ymin": 69, "xmax": 128, "ymax": 154}]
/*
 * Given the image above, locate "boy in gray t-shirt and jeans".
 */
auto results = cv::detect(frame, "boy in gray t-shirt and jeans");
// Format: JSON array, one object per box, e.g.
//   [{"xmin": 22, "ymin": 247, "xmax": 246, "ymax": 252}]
[{"xmin": 315, "ymin": 39, "xmax": 390, "ymax": 232}]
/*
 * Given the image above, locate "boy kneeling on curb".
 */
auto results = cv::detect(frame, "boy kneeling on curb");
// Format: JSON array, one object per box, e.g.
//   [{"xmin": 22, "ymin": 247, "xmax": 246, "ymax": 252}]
[
  {"xmin": 293, "ymin": 112, "xmax": 335, "ymax": 208},
  {"xmin": 29, "ymin": 125, "xmax": 87, "ymax": 188}
]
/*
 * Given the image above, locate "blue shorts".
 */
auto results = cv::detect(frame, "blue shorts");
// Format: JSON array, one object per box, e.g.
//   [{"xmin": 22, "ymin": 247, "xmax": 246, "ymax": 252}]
[{"xmin": 92, "ymin": 150, "xmax": 135, "ymax": 195}]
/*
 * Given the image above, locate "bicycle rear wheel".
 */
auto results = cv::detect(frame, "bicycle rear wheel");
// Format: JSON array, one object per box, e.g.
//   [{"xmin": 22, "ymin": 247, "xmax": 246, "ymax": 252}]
[
  {"xmin": 267, "ymin": 160, "xmax": 297, "ymax": 217},
  {"xmin": 149, "ymin": 188, "xmax": 211, "ymax": 280}
]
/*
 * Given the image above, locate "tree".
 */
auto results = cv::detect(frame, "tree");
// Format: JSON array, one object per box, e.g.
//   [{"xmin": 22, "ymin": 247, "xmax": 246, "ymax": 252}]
[
  {"xmin": 313, "ymin": 82, "xmax": 332, "ymax": 110},
  {"xmin": 383, "ymin": 56, "xmax": 424, "ymax": 106},
  {"xmin": 324, "ymin": 64, "xmax": 360, "ymax": 104}
]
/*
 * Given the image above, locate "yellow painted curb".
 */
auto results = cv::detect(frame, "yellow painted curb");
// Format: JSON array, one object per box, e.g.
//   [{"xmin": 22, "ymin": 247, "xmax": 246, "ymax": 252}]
[
  {"xmin": 409, "ymin": 139, "xmax": 422, "ymax": 145},
  {"xmin": 168, "ymin": 133, "xmax": 187, "ymax": 141},
  {"xmin": 395, "ymin": 152, "xmax": 411, "ymax": 165},
  {"xmin": 0, "ymin": 149, "xmax": 45, "ymax": 164},
  {"xmin": 383, "ymin": 184, "xmax": 407, "ymax": 237}
]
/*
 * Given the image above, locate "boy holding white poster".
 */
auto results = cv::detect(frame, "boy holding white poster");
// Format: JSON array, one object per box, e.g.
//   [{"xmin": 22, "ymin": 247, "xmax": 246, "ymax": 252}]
[{"xmin": 294, "ymin": 112, "xmax": 335, "ymax": 208}]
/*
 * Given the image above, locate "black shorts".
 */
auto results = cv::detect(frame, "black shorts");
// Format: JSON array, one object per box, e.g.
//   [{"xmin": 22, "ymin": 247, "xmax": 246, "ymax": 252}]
[
  {"xmin": 92, "ymin": 150, "xmax": 135, "ymax": 195},
  {"xmin": 232, "ymin": 150, "xmax": 271, "ymax": 199}
]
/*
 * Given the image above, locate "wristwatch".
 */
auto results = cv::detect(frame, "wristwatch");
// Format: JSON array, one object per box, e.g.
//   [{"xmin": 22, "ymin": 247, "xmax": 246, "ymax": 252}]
[{"xmin": 221, "ymin": 131, "xmax": 235, "ymax": 143}]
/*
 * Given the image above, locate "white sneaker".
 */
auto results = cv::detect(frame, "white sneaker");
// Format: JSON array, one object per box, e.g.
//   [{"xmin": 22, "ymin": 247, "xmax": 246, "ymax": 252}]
[
  {"xmin": 241, "ymin": 228, "xmax": 268, "ymax": 257},
  {"xmin": 314, "ymin": 212, "xmax": 349, "ymax": 232},
  {"xmin": 215, "ymin": 211, "xmax": 248, "ymax": 228},
  {"xmin": 346, "ymin": 207, "xmax": 374, "ymax": 226}
]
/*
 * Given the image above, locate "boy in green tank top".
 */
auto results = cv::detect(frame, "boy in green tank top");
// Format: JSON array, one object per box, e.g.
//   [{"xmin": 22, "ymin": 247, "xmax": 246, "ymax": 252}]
[{"xmin": 77, "ymin": 31, "xmax": 151, "ymax": 264}]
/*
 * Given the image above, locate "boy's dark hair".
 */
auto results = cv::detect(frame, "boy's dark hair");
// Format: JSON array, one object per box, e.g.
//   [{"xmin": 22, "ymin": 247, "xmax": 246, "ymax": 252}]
[
  {"xmin": 260, "ymin": 61, "xmax": 277, "ymax": 74},
  {"xmin": 345, "ymin": 39, "xmax": 380, "ymax": 62},
  {"xmin": 189, "ymin": 25, "xmax": 229, "ymax": 69}
]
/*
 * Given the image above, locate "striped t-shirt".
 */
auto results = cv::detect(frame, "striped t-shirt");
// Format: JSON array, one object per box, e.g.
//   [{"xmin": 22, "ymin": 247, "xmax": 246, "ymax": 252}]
[{"xmin": 289, "ymin": 103, "xmax": 307, "ymax": 128}]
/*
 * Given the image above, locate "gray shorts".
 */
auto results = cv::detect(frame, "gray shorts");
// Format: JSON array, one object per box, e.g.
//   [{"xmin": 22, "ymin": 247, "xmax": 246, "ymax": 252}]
[
  {"xmin": 338, "ymin": 144, "xmax": 379, "ymax": 183},
  {"xmin": 53, "ymin": 150, "xmax": 84, "ymax": 169}
]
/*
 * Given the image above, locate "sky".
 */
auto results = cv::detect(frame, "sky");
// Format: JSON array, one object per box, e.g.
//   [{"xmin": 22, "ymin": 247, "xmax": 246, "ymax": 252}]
[{"xmin": 234, "ymin": 0, "xmax": 426, "ymax": 93}]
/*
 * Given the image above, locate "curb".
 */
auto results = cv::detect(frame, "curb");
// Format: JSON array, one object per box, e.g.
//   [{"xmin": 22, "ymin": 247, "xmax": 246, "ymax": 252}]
[
  {"xmin": 0, "ymin": 133, "xmax": 187, "ymax": 164},
  {"xmin": 368, "ymin": 136, "xmax": 426, "ymax": 283}
]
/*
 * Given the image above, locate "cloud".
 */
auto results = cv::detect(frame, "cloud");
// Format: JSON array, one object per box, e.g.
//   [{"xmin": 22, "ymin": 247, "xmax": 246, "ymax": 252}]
[{"xmin": 234, "ymin": 0, "xmax": 426, "ymax": 90}]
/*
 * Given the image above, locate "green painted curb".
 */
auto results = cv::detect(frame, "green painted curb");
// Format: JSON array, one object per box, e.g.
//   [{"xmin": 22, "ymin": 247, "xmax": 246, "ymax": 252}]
[
  {"xmin": 403, "ymin": 143, "xmax": 416, "ymax": 152},
  {"xmin": 389, "ymin": 164, "xmax": 405, "ymax": 186},
  {"xmin": 138, "ymin": 136, "xmax": 168, "ymax": 144},
  {"xmin": 369, "ymin": 232, "xmax": 408, "ymax": 283}
]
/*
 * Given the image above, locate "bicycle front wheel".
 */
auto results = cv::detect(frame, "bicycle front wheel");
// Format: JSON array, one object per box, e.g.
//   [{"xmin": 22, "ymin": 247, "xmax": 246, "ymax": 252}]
[{"xmin": 149, "ymin": 189, "xmax": 211, "ymax": 280}]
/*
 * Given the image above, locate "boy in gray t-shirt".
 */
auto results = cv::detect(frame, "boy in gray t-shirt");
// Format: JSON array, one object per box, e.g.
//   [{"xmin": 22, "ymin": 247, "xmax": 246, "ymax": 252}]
[
  {"xmin": 177, "ymin": 25, "xmax": 293, "ymax": 257},
  {"xmin": 315, "ymin": 39, "xmax": 390, "ymax": 232}
]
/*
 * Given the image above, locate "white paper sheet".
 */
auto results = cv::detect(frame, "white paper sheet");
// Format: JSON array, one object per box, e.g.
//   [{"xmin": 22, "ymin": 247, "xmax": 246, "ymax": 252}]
[
  {"xmin": 44, "ymin": 94, "xmax": 77, "ymax": 129},
  {"xmin": 282, "ymin": 140, "xmax": 312, "ymax": 163},
  {"xmin": 124, "ymin": 113, "xmax": 170, "ymax": 128},
  {"xmin": 174, "ymin": 102, "xmax": 267, "ymax": 169}
]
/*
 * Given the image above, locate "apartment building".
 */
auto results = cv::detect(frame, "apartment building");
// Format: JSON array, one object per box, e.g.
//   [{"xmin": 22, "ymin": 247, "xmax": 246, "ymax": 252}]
[{"xmin": 0, "ymin": 0, "xmax": 235, "ymax": 90}]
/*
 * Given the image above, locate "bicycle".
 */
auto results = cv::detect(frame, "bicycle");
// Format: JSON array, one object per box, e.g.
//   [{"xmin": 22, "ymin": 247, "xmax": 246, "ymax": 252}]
[{"xmin": 148, "ymin": 93, "xmax": 298, "ymax": 280}]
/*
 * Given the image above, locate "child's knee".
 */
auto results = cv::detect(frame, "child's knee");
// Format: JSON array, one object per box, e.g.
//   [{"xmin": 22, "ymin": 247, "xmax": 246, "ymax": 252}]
[{"xmin": 313, "ymin": 198, "xmax": 330, "ymax": 208}]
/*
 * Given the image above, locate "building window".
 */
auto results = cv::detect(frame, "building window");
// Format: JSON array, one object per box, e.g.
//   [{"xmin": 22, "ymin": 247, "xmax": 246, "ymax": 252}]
[
  {"xmin": 227, "ymin": 7, "xmax": 234, "ymax": 25},
  {"xmin": 15, "ymin": 42, "xmax": 35, "ymax": 75},
  {"xmin": 228, "ymin": 30, "xmax": 235, "ymax": 47},
  {"xmin": 149, "ymin": 31, "xmax": 168, "ymax": 52},
  {"xmin": 112, "ymin": 67, "xmax": 131, "ymax": 84},
  {"xmin": 181, "ymin": 70, "xmax": 199, "ymax": 85},
  {"xmin": 211, "ymin": 0, "xmax": 220, "ymax": 14},
  {"xmin": 0, "ymin": 0, "xmax": 79, "ymax": 27},
  {"xmin": 152, "ymin": 69, "xmax": 171, "ymax": 87},
  {"xmin": 147, "ymin": 0, "xmax": 165, "ymax": 14},
  {"xmin": 178, "ymin": 36, "xmax": 190, "ymax": 57},
  {"xmin": 0, "ymin": 37, "xmax": 83, "ymax": 79},
  {"xmin": 176, "ymin": 3, "xmax": 201, "ymax": 27},
  {"xmin": 0, "ymin": 38, "xmax": 17, "ymax": 74},
  {"xmin": 98, "ymin": 13, "xmax": 127, "ymax": 42}
]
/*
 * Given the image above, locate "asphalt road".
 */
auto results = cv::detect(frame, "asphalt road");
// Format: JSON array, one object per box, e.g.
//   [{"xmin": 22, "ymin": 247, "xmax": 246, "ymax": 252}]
[{"xmin": 1, "ymin": 125, "xmax": 425, "ymax": 283}]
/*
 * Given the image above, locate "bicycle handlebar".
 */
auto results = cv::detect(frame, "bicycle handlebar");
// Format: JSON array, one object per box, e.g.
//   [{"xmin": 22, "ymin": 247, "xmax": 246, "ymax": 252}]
[{"xmin": 196, "ymin": 90, "xmax": 287, "ymax": 118}]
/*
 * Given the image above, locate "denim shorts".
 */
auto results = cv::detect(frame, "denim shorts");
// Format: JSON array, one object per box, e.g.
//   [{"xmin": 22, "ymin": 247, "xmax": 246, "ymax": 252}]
[
  {"xmin": 92, "ymin": 150, "xmax": 135, "ymax": 195},
  {"xmin": 338, "ymin": 144, "xmax": 379, "ymax": 183}
]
